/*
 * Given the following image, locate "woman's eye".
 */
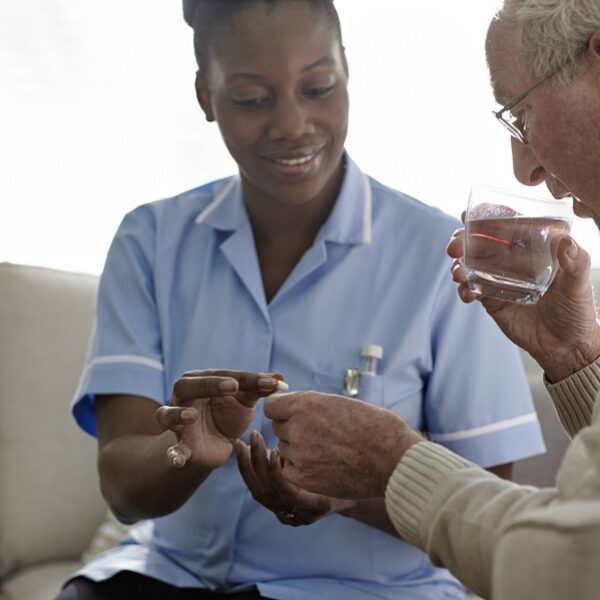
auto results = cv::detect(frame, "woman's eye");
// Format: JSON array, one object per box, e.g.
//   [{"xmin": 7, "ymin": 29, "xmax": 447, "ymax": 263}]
[
  {"xmin": 304, "ymin": 84, "xmax": 335, "ymax": 98},
  {"xmin": 232, "ymin": 97, "xmax": 269, "ymax": 109}
]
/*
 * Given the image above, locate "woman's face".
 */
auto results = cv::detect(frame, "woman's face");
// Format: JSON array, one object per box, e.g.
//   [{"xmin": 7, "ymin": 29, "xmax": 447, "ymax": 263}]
[{"xmin": 196, "ymin": 1, "xmax": 349, "ymax": 207}]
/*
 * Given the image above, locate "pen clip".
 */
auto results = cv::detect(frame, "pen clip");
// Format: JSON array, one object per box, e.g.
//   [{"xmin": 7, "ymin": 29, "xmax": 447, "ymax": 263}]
[{"xmin": 343, "ymin": 367, "xmax": 360, "ymax": 397}]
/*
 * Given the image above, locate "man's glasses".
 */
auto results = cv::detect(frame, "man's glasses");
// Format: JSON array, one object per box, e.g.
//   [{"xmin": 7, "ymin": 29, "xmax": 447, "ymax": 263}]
[{"xmin": 492, "ymin": 69, "xmax": 558, "ymax": 144}]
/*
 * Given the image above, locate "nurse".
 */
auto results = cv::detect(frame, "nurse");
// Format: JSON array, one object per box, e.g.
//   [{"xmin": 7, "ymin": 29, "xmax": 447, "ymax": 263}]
[{"xmin": 60, "ymin": 1, "xmax": 544, "ymax": 598}]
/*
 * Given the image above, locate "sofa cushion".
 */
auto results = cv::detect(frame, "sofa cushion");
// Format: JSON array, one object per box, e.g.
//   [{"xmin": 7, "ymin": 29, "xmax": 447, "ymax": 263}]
[
  {"xmin": 0, "ymin": 264, "xmax": 106, "ymax": 578},
  {"xmin": 80, "ymin": 510, "xmax": 131, "ymax": 565},
  {"xmin": 1, "ymin": 560, "xmax": 81, "ymax": 600}
]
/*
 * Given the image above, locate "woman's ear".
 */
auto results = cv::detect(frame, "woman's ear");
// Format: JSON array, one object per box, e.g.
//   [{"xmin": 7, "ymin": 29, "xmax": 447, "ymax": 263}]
[
  {"xmin": 341, "ymin": 45, "xmax": 349, "ymax": 82},
  {"xmin": 195, "ymin": 71, "xmax": 215, "ymax": 122}
]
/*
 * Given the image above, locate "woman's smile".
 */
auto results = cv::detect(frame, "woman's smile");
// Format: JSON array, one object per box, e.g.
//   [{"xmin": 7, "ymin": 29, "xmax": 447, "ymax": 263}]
[{"xmin": 262, "ymin": 143, "xmax": 327, "ymax": 178}]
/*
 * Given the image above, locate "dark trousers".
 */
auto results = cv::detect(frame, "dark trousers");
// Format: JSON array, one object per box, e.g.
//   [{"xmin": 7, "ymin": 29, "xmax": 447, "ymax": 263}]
[{"xmin": 57, "ymin": 572, "xmax": 274, "ymax": 600}]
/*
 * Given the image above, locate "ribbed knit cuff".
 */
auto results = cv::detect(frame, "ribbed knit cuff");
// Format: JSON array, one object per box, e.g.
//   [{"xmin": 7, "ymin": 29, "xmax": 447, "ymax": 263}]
[
  {"xmin": 544, "ymin": 357, "xmax": 600, "ymax": 438},
  {"xmin": 384, "ymin": 441, "xmax": 475, "ymax": 548}
]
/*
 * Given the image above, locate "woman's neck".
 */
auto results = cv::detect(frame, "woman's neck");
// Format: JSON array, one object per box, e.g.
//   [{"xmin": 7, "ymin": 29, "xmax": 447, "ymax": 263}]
[
  {"xmin": 241, "ymin": 165, "xmax": 344, "ymax": 247},
  {"xmin": 240, "ymin": 164, "xmax": 344, "ymax": 301}
]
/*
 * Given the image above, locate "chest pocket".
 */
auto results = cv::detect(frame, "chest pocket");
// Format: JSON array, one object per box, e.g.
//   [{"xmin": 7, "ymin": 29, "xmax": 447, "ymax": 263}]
[
  {"xmin": 312, "ymin": 371, "xmax": 384, "ymax": 405},
  {"xmin": 311, "ymin": 370, "xmax": 424, "ymax": 429}
]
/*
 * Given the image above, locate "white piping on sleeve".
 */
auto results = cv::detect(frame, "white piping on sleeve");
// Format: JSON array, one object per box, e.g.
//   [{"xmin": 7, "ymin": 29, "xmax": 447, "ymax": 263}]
[
  {"xmin": 429, "ymin": 412, "xmax": 539, "ymax": 443},
  {"xmin": 87, "ymin": 355, "xmax": 165, "ymax": 372}
]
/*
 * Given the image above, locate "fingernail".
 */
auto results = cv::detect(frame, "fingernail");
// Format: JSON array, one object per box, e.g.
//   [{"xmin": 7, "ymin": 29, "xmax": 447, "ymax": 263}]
[
  {"xmin": 270, "ymin": 449, "xmax": 279, "ymax": 467},
  {"xmin": 181, "ymin": 408, "xmax": 195, "ymax": 421},
  {"xmin": 258, "ymin": 377, "xmax": 277, "ymax": 389},
  {"xmin": 567, "ymin": 240, "xmax": 579, "ymax": 260},
  {"xmin": 250, "ymin": 430, "xmax": 259, "ymax": 446},
  {"xmin": 219, "ymin": 379, "xmax": 238, "ymax": 392}
]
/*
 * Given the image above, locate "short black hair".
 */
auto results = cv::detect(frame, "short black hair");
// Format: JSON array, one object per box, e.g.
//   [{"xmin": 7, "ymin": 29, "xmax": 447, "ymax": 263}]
[{"xmin": 182, "ymin": 0, "xmax": 342, "ymax": 77}]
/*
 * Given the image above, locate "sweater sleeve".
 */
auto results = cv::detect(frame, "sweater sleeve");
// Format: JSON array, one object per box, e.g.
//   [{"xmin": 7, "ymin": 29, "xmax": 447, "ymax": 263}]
[
  {"xmin": 544, "ymin": 357, "xmax": 600, "ymax": 437},
  {"xmin": 385, "ymin": 359, "xmax": 600, "ymax": 599},
  {"xmin": 385, "ymin": 442, "xmax": 556, "ymax": 598}
]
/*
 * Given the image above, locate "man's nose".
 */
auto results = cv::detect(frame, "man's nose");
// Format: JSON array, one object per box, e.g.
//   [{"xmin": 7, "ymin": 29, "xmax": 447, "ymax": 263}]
[
  {"xmin": 511, "ymin": 137, "xmax": 545, "ymax": 186},
  {"xmin": 267, "ymin": 97, "xmax": 315, "ymax": 141}
]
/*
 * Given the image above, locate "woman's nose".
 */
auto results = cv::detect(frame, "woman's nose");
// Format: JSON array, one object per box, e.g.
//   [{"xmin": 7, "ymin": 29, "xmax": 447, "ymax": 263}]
[
  {"xmin": 511, "ymin": 137, "xmax": 545, "ymax": 186},
  {"xmin": 267, "ymin": 98, "xmax": 315, "ymax": 141}
]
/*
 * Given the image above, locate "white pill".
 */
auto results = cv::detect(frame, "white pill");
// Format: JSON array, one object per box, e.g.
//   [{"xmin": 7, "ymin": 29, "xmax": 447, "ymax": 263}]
[{"xmin": 276, "ymin": 380, "xmax": 289, "ymax": 392}]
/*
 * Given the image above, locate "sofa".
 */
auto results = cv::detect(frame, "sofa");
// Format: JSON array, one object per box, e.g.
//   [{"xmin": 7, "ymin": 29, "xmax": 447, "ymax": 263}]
[{"xmin": 0, "ymin": 261, "xmax": 590, "ymax": 600}]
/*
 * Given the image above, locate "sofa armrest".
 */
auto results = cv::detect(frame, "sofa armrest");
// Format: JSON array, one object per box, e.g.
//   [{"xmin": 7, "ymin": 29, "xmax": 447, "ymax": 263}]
[{"xmin": 0, "ymin": 263, "xmax": 106, "ymax": 578}]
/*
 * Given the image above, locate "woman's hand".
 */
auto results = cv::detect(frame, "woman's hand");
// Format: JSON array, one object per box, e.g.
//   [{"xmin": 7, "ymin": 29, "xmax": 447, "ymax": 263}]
[
  {"xmin": 235, "ymin": 430, "xmax": 353, "ymax": 526},
  {"xmin": 156, "ymin": 370, "xmax": 283, "ymax": 470},
  {"xmin": 447, "ymin": 228, "xmax": 600, "ymax": 381}
]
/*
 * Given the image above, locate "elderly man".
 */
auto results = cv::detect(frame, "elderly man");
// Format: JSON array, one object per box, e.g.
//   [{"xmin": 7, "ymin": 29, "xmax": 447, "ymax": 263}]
[{"xmin": 264, "ymin": 1, "xmax": 600, "ymax": 598}]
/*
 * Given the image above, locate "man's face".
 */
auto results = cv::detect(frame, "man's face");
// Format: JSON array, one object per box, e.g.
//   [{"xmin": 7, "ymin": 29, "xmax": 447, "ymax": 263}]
[{"xmin": 486, "ymin": 18, "xmax": 600, "ymax": 227}]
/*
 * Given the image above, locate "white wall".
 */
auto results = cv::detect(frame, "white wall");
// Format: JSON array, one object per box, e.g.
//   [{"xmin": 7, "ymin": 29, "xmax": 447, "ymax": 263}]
[{"xmin": 2, "ymin": 1, "xmax": 598, "ymax": 275}]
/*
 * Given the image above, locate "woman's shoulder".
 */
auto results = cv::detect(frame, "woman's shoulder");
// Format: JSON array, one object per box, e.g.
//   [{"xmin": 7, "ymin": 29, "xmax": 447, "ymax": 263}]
[
  {"xmin": 140, "ymin": 176, "xmax": 235, "ymax": 217},
  {"xmin": 120, "ymin": 176, "xmax": 237, "ymax": 230},
  {"xmin": 368, "ymin": 175, "xmax": 460, "ymax": 233}
]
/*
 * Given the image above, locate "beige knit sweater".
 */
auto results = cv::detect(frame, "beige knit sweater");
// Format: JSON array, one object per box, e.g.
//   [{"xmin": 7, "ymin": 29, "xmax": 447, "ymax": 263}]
[{"xmin": 385, "ymin": 358, "xmax": 600, "ymax": 600}]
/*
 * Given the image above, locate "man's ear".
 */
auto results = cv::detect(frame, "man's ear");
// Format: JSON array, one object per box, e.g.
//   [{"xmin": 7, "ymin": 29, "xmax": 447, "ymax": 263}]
[
  {"xmin": 587, "ymin": 30, "xmax": 600, "ymax": 62},
  {"xmin": 195, "ymin": 71, "xmax": 215, "ymax": 122}
]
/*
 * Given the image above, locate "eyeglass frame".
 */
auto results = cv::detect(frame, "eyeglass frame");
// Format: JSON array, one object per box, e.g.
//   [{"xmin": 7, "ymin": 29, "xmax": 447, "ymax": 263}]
[{"xmin": 492, "ymin": 68, "xmax": 559, "ymax": 144}]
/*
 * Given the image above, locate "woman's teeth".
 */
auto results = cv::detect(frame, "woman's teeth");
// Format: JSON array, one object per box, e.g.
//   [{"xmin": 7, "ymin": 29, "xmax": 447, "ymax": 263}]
[{"xmin": 275, "ymin": 154, "xmax": 314, "ymax": 166}]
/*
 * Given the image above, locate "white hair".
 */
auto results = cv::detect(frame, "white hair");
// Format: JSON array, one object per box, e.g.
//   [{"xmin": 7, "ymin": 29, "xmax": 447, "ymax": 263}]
[{"xmin": 504, "ymin": 0, "xmax": 600, "ymax": 84}]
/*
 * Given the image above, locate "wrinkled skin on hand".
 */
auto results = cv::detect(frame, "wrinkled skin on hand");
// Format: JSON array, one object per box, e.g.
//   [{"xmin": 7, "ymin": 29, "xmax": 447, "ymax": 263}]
[
  {"xmin": 264, "ymin": 392, "xmax": 424, "ymax": 499},
  {"xmin": 448, "ymin": 228, "xmax": 600, "ymax": 382},
  {"xmin": 235, "ymin": 431, "xmax": 353, "ymax": 526},
  {"xmin": 156, "ymin": 370, "xmax": 283, "ymax": 469}
]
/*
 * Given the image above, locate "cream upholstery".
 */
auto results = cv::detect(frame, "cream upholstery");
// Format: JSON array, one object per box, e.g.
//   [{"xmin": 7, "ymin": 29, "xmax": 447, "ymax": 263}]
[
  {"xmin": 513, "ymin": 351, "xmax": 571, "ymax": 487},
  {"xmin": 0, "ymin": 263, "xmax": 105, "ymax": 600},
  {"xmin": 0, "ymin": 261, "xmax": 596, "ymax": 599}
]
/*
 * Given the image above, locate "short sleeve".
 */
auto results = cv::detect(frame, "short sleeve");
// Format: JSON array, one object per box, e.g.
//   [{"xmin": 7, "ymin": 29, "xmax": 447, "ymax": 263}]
[
  {"xmin": 423, "ymin": 276, "xmax": 546, "ymax": 467},
  {"xmin": 72, "ymin": 206, "xmax": 166, "ymax": 436}
]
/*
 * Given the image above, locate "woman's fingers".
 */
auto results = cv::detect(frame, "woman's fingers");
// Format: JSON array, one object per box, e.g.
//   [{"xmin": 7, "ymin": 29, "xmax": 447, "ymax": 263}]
[
  {"xmin": 235, "ymin": 435, "xmax": 332, "ymax": 527},
  {"xmin": 235, "ymin": 435, "xmax": 298, "ymax": 515},
  {"xmin": 167, "ymin": 440, "xmax": 192, "ymax": 469},
  {"xmin": 251, "ymin": 435, "xmax": 298, "ymax": 509},
  {"xmin": 268, "ymin": 449, "xmax": 301, "ymax": 502},
  {"xmin": 234, "ymin": 439, "xmax": 258, "ymax": 489},
  {"xmin": 172, "ymin": 376, "xmax": 240, "ymax": 404},
  {"xmin": 156, "ymin": 405, "xmax": 197, "ymax": 431},
  {"xmin": 249, "ymin": 431, "xmax": 272, "ymax": 482},
  {"xmin": 177, "ymin": 370, "xmax": 285, "ymax": 403},
  {"xmin": 160, "ymin": 369, "xmax": 290, "ymax": 468},
  {"xmin": 235, "ymin": 438, "xmax": 282, "ymax": 513}
]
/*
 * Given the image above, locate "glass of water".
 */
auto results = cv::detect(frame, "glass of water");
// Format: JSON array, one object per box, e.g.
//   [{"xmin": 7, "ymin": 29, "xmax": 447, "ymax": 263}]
[{"xmin": 464, "ymin": 186, "xmax": 573, "ymax": 304}]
